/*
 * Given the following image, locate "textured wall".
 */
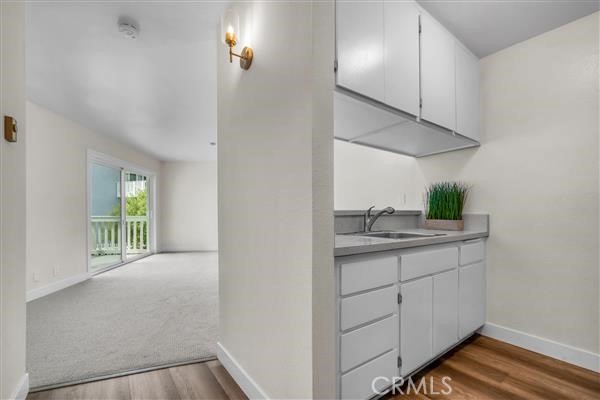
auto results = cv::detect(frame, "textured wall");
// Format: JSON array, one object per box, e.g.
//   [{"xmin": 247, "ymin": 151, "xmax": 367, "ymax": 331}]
[
  {"xmin": 1, "ymin": 1, "xmax": 27, "ymax": 398},
  {"xmin": 159, "ymin": 161, "xmax": 218, "ymax": 252},
  {"xmin": 217, "ymin": 1, "xmax": 334, "ymax": 398}
]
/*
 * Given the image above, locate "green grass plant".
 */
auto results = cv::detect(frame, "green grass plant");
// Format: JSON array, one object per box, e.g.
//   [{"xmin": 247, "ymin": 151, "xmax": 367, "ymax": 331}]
[{"xmin": 425, "ymin": 182, "xmax": 470, "ymax": 220}]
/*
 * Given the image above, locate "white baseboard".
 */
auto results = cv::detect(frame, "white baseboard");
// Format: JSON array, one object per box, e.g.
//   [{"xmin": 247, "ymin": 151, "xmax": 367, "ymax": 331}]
[
  {"xmin": 217, "ymin": 342, "xmax": 269, "ymax": 400},
  {"xmin": 26, "ymin": 272, "xmax": 90, "ymax": 302},
  {"xmin": 480, "ymin": 322, "xmax": 600, "ymax": 373},
  {"xmin": 10, "ymin": 373, "xmax": 29, "ymax": 400}
]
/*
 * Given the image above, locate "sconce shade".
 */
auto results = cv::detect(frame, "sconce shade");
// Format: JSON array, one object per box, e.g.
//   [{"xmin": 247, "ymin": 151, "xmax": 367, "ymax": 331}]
[{"xmin": 221, "ymin": 8, "xmax": 240, "ymax": 46}]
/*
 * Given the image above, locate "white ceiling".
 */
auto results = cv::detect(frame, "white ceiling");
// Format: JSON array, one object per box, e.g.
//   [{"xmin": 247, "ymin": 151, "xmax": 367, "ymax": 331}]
[
  {"xmin": 417, "ymin": 0, "xmax": 599, "ymax": 57},
  {"xmin": 27, "ymin": 2, "xmax": 227, "ymax": 161}
]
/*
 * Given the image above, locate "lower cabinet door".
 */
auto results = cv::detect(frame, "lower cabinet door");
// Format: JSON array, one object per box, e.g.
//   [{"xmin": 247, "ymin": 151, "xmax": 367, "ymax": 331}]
[
  {"xmin": 459, "ymin": 262, "xmax": 486, "ymax": 338},
  {"xmin": 341, "ymin": 349, "xmax": 398, "ymax": 400},
  {"xmin": 400, "ymin": 276, "xmax": 433, "ymax": 376},
  {"xmin": 433, "ymin": 269, "xmax": 458, "ymax": 355}
]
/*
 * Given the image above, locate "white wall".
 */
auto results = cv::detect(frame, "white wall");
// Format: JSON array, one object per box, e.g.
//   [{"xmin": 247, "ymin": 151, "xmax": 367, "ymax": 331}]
[
  {"xmin": 334, "ymin": 140, "xmax": 420, "ymax": 210},
  {"xmin": 26, "ymin": 101, "xmax": 161, "ymax": 292},
  {"xmin": 1, "ymin": 2, "xmax": 28, "ymax": 398},
  {"xmin": 217, "ymin": 1, "xmax": 334, "ymax": 398},
  {"xmin": 416, "ymin": 13, "xmax": 599, "ymax": 353},
  {"xmin": 159, "ymin": 161, "xmax": 218, "ymax": 252}
]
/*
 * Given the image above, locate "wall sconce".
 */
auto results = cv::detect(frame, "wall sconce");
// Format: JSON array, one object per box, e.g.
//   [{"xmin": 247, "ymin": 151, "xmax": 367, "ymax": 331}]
[{"xmin": 221, "ymin": 8, "xmax": 253, "ymax": 70}]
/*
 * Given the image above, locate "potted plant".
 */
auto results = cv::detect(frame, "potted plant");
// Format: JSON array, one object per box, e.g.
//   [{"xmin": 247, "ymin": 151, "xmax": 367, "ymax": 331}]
[{"xmin": 424, "ymin": 182, "xmax": 470, "ymax": 231}]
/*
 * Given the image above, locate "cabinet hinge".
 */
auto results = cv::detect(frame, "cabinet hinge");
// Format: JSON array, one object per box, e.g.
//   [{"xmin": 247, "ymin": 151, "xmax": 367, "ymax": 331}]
[
  {"xmin": 418, "ymin": 19, "xmax": 422, "ymax": 34},
  {"xmin": 398, "ymin": 356, "xmax": 402, "ymax": 368},
  {"xmin": 419, "ymin": 98, "xmax": 423, "ymax": 109},
  {"xmin": 334, "ymin": 59, "xmax": 338, "ymax": 73},
  {"xmin": 397, "ymin": 293, "xmax": 402, "ymax": 304}
]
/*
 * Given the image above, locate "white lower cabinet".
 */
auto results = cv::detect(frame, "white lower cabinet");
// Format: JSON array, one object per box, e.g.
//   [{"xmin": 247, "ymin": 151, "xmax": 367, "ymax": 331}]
[
  {"xmin": 433, "ymin": 269, "xmax": 459, "ymax": 355},
  {"xmin": 400, "ymin": 277, "xmax": 432, "ymax": 376},
  {"xmin": 341, "ymin": 315, "xmax": 398, "ymax": 373},
  {"xmin": 459, "ymin": 261, "xmax": 486, "ymax": 338},
  {"xmin": 336, "ymin": 241, "xmax": 485, "ymax": 399},
  {"xmin": 341, "ymin": 349, "xmax": 398, "ymax": 400}
]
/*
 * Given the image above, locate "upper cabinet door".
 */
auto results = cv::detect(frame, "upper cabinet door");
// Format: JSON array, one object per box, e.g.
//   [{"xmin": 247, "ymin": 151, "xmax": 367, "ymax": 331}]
[
  {"xmin": 420, "ymin": 13, "xmax": 456, "ymax": 131},
  {"xmin": 455, "ymin": 42, "xmax": 480, "ymax": 142},
  {"xmin": 384, "ymin": 2, "xmax": 420, "ymax": 116},
  {"xmin": 336, "ymin": 0, "xmax": 385, "ymax": 102}
]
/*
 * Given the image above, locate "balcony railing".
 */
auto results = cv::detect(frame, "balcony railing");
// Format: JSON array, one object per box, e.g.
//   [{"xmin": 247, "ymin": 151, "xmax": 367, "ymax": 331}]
[{"xmin": 91, "ymin": 216, "xmax": 149, "ymax": 256}]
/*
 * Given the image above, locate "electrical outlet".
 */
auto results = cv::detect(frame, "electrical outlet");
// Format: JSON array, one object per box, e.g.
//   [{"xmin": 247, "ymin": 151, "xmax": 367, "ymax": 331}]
[
  {"xmin": 33, "ymin": 271, "xmax": 40, "ymax": 282},
  {"xmin": 401, "ymin": 193, "xmax": 407, "ymax": 206}
]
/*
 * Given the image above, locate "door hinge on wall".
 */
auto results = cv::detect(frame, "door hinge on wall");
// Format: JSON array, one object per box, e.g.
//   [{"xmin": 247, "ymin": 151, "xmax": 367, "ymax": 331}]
[
  {"xmin": 418, "ymin": 18, "xmax": 422, "ymax": 34},
  {"xmin": 398, "ymin": 293, "xmax": 403, "ymax": 304},
  {"xmin": 334, "ymin": 59, "xmax": 338, "ymax": 73},
  {"xmin": 419, "ymin": 98, "xmax": 423, "ymax": 109},
  {"xmin": 398, "ymin": 356, "xmax": 402, "ymax": 368}
]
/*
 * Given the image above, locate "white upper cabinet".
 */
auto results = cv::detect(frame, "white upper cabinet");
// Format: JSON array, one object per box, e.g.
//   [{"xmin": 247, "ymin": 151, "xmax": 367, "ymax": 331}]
[
  {"xmin": 336, "ymin": 0, "xmax": 385, "ymax": 102},
  {"xmin": 383, "ymin": 2, "xmax": 420, "ymax": 116},
  {"xmin": 420, "ymin": 13, "xmax": 456, "ymax": 131},
  {"xmin": 334, "ymin": 0, "xmax": 481, "ymax": 156},
  {"xmin": 455, "ymin": 42, "xmax": 481, "ymax": 142}
]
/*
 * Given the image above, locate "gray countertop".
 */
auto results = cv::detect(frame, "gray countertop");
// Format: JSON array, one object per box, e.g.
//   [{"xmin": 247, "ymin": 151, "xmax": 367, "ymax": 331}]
[
  {"xmin": 334, "ymin": 210, "xmax": 422, "ymax": 217},
  {"xmin": 335, "ymin": 227, "xmax": 488, "ymax": 257}
]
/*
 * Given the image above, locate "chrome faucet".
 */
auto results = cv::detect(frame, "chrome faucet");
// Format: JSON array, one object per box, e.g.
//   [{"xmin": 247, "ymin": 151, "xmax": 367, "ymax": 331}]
[{"xmin": 364, "ymin": 206, "xmax": 395, "ymax": 232}]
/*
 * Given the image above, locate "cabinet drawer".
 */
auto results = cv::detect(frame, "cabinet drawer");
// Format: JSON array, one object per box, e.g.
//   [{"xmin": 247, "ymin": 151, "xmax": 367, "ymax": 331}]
[
  {"xmin": 460, "ymin": 240, "xmax": 485, "ymax": 266},
  {"xmin": 341, "ymin": 315, "xmax": 397, "ymax": 373},
  {"xmin": 399, "ymin": 247, "xmax": 458, "ymax": 281},
  {"xmin": 341, "ymin": 256, "xmax": 398, "ymax": 295},
  {"xmin": 341, "ymin": 285, "xmax": 398, "ymax": 331},
  {"xmin": 341, "ymin": 349, "xmax": 398, "ymax": 400}
]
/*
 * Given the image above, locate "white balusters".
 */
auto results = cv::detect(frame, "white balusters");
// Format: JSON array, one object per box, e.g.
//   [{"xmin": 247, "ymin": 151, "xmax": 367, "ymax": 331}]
[
  {"xmin": 91, "ymin": 215, "xmax": 149, "ymax": 257},
  {"xmin": 132, "ymin": 220, "xmax": 137, "ymax": 251}
]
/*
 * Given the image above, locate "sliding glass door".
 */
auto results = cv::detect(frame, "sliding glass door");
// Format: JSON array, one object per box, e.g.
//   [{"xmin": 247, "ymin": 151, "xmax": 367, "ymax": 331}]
[
  {"xmin": 90, "ymin": 163, "xmax": 123, "ymax": 271},
  {"xmin": 88, "ymin": 153, "xmax": 154, "ymax": 273},
  {"xmin": 124, "ymin": 172, "xmax": 150, "ymax": 260}
]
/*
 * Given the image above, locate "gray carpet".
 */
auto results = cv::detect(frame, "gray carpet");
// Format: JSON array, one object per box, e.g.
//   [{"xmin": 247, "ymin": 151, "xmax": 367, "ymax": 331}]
[{"xmin": 27, "ymin": 252, "xmax": 218, "ymax": 389}]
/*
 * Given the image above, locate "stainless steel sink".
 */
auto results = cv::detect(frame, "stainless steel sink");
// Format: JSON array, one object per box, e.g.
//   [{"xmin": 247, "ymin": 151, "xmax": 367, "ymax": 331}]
[{"xmin": 352, "ymin": 231, "xmax": 446, "ymax": 239}]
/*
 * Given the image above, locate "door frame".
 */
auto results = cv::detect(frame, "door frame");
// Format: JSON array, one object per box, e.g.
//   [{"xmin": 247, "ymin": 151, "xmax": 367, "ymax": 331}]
[{"xmin": 86, "ymin": 149, "xmax": 157, "ymax": 274}]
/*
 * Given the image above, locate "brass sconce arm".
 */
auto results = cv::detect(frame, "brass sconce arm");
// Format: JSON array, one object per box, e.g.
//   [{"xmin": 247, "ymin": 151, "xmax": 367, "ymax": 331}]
[{"xmin": 227, "ymin": 43, "xmax": 253, "ymax": 70}]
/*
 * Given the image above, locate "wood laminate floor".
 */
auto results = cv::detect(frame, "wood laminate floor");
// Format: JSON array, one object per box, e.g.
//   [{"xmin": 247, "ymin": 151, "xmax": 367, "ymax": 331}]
[
  {"xmin": 27, "ymin": 360, "xmax": 247, "ymax": 400},
  {"xmin": 388, "ymin": 335, "xmax": 599, "ymax": 400},
  {"xmin": 29, "ymin": 335, "xmax": 599, "ymax": 400}
]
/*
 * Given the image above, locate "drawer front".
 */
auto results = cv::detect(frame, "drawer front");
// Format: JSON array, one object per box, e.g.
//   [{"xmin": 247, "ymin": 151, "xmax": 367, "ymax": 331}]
[
  {"xmin": 341, "ymin": 256, "xmax": 398, "ymax": 295},
  {"xmin": 460, "ymin": 240, "xmax": 485, "ymax": 266},
  {"xmin": 400, "ymin": 247, "xmax": 458, "ymax": 281},
  {"xmin": 341, "ymin": 349, "xmax": 398, "ymax": 400},
  {"xmin": 341, "ymin": 285, "xmax": 398, "ymax": 331},
  {"xmin": 341, "ymin": 315, "xmax": 398, "ymax": 372}
]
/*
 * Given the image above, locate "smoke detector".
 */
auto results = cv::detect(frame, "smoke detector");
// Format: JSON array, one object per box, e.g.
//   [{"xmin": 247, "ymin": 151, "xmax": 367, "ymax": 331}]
[{"xmin": 118, "ymin": 16, "xmax": 138, "ymax": 39}]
